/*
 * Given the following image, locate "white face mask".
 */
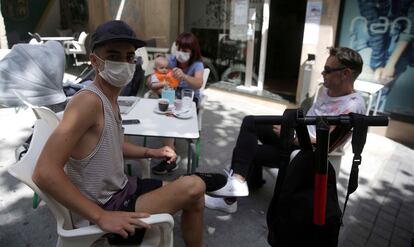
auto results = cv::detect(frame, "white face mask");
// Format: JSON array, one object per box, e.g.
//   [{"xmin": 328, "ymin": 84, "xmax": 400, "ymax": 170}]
[
  {"xmin": 96, "ymin": 55, "xmax": 136, "ymax": 88},
  {"xmin": 176, "ymin": 51, "xmax": 191, "ymax": 63}
]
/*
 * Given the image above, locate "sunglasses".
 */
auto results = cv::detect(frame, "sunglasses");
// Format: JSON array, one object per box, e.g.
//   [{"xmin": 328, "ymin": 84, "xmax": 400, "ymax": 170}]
[{"xmin": 323, "ymin": 66, "xmax": 347, "ymax": 74}]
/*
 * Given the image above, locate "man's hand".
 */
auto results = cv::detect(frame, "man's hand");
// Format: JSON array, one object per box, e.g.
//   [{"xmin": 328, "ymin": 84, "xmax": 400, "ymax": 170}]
[
  {"xmin": 374, "ymin": 67, "xmax": 394, "ymax": 85},
  {"xmin": 149, "ymin": 146, "xmax": 177, "ymax": 163},
  {"xmin": 96, "ymin": 210, "xmax": 151, "ymax": 238},
  {"xmin": 272, "ymin": 125, "xmax": 281, "ymax": 137}
]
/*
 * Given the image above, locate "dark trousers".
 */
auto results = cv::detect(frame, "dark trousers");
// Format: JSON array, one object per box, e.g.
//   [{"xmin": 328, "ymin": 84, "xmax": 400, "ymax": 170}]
[{"xmin": 230, "ymin": 115, "xmax": 285, "ymax": 181}]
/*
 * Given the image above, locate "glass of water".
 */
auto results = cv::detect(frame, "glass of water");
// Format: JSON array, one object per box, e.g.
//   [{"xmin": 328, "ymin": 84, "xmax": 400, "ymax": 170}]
[
  {"xmin": 181, "ymin": 89, "xmax": 194, "ymax": 109},
  {"xmin": 161, "ymin": 86, "xmax": 175, "ymax": 105}
]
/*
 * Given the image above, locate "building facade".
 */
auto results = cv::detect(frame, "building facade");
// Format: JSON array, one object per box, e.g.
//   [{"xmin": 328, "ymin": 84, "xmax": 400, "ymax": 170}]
[{"xmin": 1, "ymin": 0, "xmax": 413, "ymax": 121}]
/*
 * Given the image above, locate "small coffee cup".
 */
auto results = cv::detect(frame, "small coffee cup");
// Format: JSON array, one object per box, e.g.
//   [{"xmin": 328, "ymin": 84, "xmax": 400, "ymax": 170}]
[
  {"xmin": 158, "ymin": 99, "xmax": 169, "ymax": 112},
  {"xmin": 174, "ymin": 99, "xmax": 183, "ymax": 111}
]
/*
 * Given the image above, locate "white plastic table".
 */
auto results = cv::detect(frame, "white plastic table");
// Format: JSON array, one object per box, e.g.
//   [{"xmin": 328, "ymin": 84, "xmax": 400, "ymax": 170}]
[
  {"xmin": 354, "ymin": 79, "xmax": 384, "ymax": 116},
  {"xmin": 121, "ymin": 98, "xmax": 200, "ymax": 173},
  {"xmin": 40, "ymin": 37, "xmax": 75, "ymax": 41}
]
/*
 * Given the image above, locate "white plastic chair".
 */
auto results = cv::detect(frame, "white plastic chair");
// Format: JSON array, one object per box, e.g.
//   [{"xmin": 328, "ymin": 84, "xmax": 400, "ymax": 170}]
[
  {"xmin": 64, "ymin": 32, "xmax": 88, "ymax": 66},
  {"xmin": 170, "ymin": 42, "xmax": 177, "ymax": 56},
  {"xmin": 13, "ymin": 89, "xmax": 62, "ymax": 128},
  {"xmin": 8, "ymin": 119, "xmax": 174, "ymax": 247},
  {"xmin": 32, "ymin": 106, "xmax": 61, "ymax": 127},
  {"xmin": 135, "ymin": 47, "xmax": 149, "ymax": 73}
]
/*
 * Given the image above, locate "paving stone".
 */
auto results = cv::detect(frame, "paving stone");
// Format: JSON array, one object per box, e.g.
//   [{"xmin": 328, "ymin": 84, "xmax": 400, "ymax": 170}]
[
  {"xmin": 395, "ymin": 211, "xmax": 414, "ymax": 232},
  {"xmin": 372, "ymin": 225, "xmax": 392, "ymax": 241},
  {"xmin": 377, "ymin": 211, "xmax": 396, "ymax": 225},
  {"xmin": 355, "ymin": 219, "xmax": 374, "ymax": 232},
  {"xmin": 390, "ymin": 231, "xmax": 411, "ymax": 247},
  {"xmin": 399, "ymin": 203, "xmax": 414, "ymax": 217},
  {"xmin": 380, "ymin": 203, "xmax": 399, "ymax": 216},
  {"xmin": 376, "ymin": 217, "xmax": 394, "ymax": 231},
  {"xmin": 342, "ymin": 231, "xmax": 367, "ymax": 247},
  {"xmin": 358, "ymin": 207, "xmax": 378, "ymax": 224},
  {"xmin": 348, "ymin": 241, "xmax": 365, "ymax": 247},
  {"xmin": 393, "ymin": 226, "xmax": 412, "ymax": 240},
  {"xmin": 348, "ymin": 223, "xmax": 371, "ymax": 241},
  {"xmin": 364, "ymin": 200, "xmax": 382, "ymax": 213},
  {"xmin": 366, "ymin": 233, "xmax": 389, "ymax": 247}
]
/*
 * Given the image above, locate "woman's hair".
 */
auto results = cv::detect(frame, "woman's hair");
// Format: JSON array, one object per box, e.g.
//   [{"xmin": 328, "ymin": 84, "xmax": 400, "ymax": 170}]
[
  {"xmin": 175, "ymin": 32, "xmax": 202, "ymax": 65},
  {"xmin": 328, "ymin": 47, "xmax": 363, "ymax": 80}
]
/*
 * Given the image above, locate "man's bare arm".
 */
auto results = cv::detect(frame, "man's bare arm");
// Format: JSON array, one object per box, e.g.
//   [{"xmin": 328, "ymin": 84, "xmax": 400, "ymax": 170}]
[
  {"xmin": 32, "ymin": 92, "xmax": 150, "ymax": 237},
  {"xmin": 33, "ymin": 92, "xmax": 107, "ymax": 221},
  {"xmin": 123, "ymin": 140, "xmax": 177, "ymax": 163}
]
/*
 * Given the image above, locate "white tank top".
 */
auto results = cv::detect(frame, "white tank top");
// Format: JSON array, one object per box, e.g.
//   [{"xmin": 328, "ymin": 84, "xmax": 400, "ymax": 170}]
[{"xmin": 65, "ymin": 85, "xmax": 127, "ymax": 205}]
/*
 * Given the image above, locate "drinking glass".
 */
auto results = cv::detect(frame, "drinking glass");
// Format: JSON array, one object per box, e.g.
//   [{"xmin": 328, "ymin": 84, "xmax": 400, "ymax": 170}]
[
  {"xmin": 181, "ymin": 89, "xmax": 194, "ymax": 109},
  {"xmin": 161, "ymin": 87, "xmax": 175, "ymax": 105}
]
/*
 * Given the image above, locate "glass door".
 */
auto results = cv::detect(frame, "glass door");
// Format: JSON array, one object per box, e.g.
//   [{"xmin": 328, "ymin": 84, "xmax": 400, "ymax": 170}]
[{"xmin": 184, "ymin": 0, "xmax": 264, "ymax": 86}]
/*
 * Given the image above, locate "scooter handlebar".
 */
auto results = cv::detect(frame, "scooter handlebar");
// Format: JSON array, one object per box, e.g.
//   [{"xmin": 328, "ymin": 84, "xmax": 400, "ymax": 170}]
[{"xmin": 254, "ymin": 114, "xmax": 388, "ymax": 126}]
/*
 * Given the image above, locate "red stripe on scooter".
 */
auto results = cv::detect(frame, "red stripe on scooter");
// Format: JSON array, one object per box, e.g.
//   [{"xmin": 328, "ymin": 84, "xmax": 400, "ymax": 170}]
[{"xmin": 314, "ymin": 173, "xmax": 328, "ymax": 225}]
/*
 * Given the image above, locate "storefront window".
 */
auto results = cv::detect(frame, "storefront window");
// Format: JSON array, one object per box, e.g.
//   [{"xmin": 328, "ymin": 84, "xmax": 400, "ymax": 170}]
[{"xmin": 185, "ymin": 0, "xmax": 264, "ymax": 85}]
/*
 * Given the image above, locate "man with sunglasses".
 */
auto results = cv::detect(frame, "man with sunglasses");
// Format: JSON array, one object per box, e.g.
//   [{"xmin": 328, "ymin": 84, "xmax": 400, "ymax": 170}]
[
  {"xmin": 205, "ymin": 47, "xmax": 366, "ymax": 213},
  {"xmin": 33, "ymin": 20, "xmax": 207, "ymax": 247}
]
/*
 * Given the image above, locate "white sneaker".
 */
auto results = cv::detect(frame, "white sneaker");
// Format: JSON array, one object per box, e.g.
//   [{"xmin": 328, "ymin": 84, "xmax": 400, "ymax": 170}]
[
  {"xmin": 207, "ymin": 169, "xmax": 249, "ymax": 197},
  {"xmin": 204, "ymin": 194, "xmax": 237, "ymax": 213}
]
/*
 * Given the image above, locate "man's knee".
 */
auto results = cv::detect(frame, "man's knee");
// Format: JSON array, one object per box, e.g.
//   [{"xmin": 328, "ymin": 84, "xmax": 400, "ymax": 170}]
[{"xmin": 178, "ymin": 175, "xmax": 205, "ymax": 201}]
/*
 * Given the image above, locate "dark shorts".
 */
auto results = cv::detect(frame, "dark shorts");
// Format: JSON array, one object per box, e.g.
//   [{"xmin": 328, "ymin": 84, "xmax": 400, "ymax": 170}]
[
  {"xmin": 102, "ymin": 177, "xmax": 162, "ymax": 245},
  {"xmin": 103, "ymin": 176, "xmax": 162, "ymax": 212}
]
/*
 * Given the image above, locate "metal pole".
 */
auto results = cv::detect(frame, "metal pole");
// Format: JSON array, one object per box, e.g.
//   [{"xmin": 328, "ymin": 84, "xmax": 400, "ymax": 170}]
[
  {"xmin": 257, "ymin": 0, "xmax": 270, "ymax": 91},
  {"xmin": 244, "ymin": 7, "xmax": 256, "ymax": 88},
  {"xmin": 115, "ymin": 0, "xmax": 126, "ymax": 20}
]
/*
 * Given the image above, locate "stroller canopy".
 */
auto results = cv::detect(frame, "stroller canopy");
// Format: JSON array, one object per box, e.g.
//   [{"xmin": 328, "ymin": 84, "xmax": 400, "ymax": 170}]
[{"xmin": 0, "ymin": 41, "xmax": 66, "ymax": 107}]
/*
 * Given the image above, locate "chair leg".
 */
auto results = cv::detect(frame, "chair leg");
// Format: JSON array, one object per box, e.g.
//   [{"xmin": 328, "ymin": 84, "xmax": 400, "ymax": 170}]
[
  {"xmin": 328, "ymin": 155, "xmax": 343, "ymax": 180},
  {"xmin": 32, "ymin": 192, "xmax": 39, "ymax": 209},
  {"xmin": 73, "ymin": 54, "xmax": 79, "ymax": 66},
  {"xmin": 138, "ymin": 159, "xmax": 151, "ymax": 179}
]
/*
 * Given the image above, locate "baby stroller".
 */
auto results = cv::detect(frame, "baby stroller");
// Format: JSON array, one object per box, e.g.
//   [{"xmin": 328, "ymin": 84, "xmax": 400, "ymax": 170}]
[
  {"xmin": 0, "ymin": 41, "xmax": 67, "ymax": 108},
  {"xmin": 0, "ymin": 41, "xmax": 67, "ymax": 161}
]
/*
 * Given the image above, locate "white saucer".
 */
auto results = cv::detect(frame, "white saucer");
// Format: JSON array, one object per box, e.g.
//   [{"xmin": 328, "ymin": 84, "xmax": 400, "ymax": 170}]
[
  {"xmin": 153, "ymin": 107, "xmax": 169, "ymax": 114},
  {"xmin": 172, "ymin": 109, "xmax": 192, "ymax": 119}
]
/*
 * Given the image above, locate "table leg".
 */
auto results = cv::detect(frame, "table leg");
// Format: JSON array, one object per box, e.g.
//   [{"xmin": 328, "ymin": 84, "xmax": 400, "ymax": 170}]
[
  {"xmin": 373, "ymin": 89, "xmax": 382, "ymax": 116},
  {"xmin": 187, "ymin": 141, "xmax": 192, "ymax": 174},
  {"xmin": 366, "ymin": 93, "xmax": 373, "ymax": 116},
  {"xmin": 186, "ymin": 140, "xmax": 197, "ymax": 174}
]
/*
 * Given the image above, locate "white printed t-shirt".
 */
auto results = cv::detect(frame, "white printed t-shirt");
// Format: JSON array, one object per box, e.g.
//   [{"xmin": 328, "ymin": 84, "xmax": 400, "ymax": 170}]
[{"xmin": 306, "ymin": 86, "xmax": 366, "ymax": 139}]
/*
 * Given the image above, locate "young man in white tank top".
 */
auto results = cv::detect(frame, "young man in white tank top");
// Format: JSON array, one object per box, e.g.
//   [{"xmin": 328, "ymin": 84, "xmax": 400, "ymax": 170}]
[{"xmin": 33, "ymin": 20, "xmax": 207, "ymax": 247}]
